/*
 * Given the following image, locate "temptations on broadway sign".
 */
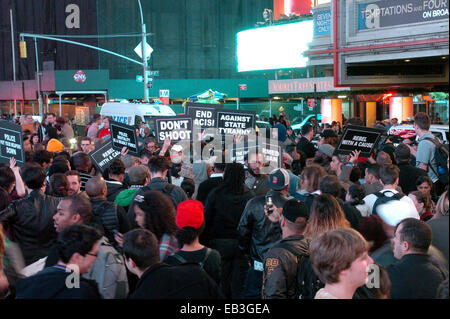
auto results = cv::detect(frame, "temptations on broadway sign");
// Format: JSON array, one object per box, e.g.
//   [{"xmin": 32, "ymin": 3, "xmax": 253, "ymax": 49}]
[{"xmin": 268, "ymin": 77, "xmax": 350, "ymax": 94}]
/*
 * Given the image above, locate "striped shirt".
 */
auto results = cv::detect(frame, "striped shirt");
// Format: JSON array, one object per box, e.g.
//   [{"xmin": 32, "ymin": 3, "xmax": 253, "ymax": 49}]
[{"xmin": 80, "ymin": 173, "xmax": 93, "ymax": 192}]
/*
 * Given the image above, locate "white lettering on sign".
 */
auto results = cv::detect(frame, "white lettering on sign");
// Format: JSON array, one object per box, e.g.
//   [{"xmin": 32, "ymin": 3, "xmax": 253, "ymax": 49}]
[
  {"xmin": 195, "ymin": 110, "xmax": 212, "ymax": 118},
  {"xmin": 220, "ymin": 115, "xmax": 252, "ymax": 122},
  {"xmin": 4, "ymin": 134, "xmax": 16, "ymax": 142},
  {"xmin": 160, "ymin": 120, "xmax": 189, "ymax": 130},
  {"xmin": 65, "ymin": 4, "xmax": 80, "ymax": 29},
  {"xmin": 159, "ymin": 131, "xmax": 191, "ymax": 141}
]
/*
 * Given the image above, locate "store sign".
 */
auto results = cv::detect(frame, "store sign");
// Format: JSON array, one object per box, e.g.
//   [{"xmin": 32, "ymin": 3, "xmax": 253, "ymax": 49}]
[
  {"xmin": 154, "ymin": 116, "xmax": 193, "ymax": 144},
  {"xmin": 89, "ymin": 140, "xmax": 121, "ymax": 173},
  {"xmin": 358, "ymin": 0, "xmax": 449, "ymax": 30},
  {"xmin": 110, "ymin": 121, "xmax": 139, "ymax": 156},
  {"xmin": 269, "ymin": 77, "xmax": 349, "ymax": 94},
  {"xmin": 314, "ymin": 9, "xmax": 331, "ymax": 36},
  {"xmin": 73, "ymin": 70, "xmax": 87, "ymax": 83},
  {"xmin": 335, "ymin": 125, "xmax": 385, "ymax": 157},
  {"xmin": 0, "ymin": 120, "xmax": 24, "ymax": 165},
  {"xmin": 216, "ymin": 110, "xmax": 256, "ymax": 135}
]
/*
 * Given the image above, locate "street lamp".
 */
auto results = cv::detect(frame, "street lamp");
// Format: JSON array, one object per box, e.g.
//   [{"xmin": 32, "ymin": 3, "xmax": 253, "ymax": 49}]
[{"xmin": 137, "ymin": 0, "xmax": 149, "ymax": 103}]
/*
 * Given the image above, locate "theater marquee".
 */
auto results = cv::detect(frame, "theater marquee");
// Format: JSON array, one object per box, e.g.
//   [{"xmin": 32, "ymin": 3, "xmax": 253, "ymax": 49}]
[{"xmin": 268, "ymin": 77, "xmax": 349, "ymax": 94}]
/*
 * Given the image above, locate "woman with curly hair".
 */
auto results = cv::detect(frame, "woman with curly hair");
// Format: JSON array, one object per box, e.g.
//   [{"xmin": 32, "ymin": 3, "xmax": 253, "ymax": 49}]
[{"xmin": 133, "ymin": 190, "xmax": 179, "ymax": 261}]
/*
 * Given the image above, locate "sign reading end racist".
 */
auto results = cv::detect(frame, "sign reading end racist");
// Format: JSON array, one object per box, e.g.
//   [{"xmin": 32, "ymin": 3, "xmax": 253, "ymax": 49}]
[
  {"xmin": 110, "ymin": 120, "xmax": 139, "ymax": 156},
  {"xmin": 0, "ymin": 120, "xmax": 24, "ymax": 166},
  {"xmin": 89, "ymin": 140, "xmax": 121, "ymax": 173},
  {"xmin": 154, "ymin": 116, "xmax": 193, "ymax": 144},
  {"xmin": 217, "ymin": 110, "xmax": 256, "ymax": 135},
  {"xmin": 186, "ymin": 103, "xmax": 221, "ymax": 129},
  {"xmin": 334, "ymin": 125, "xmax": 385, "ymax": 158}
]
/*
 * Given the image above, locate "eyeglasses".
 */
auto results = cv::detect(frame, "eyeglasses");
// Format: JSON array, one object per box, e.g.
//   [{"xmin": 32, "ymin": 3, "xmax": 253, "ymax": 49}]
[{"xmin": 86, "ymin": 252, "xmax": 98, "ymax": 258}]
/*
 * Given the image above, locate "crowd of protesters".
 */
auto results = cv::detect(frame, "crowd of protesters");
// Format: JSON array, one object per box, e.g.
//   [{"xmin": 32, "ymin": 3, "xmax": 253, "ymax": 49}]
[{"xmin": 0, "ymin": 110, "xmax": 448, "ymax": 300}]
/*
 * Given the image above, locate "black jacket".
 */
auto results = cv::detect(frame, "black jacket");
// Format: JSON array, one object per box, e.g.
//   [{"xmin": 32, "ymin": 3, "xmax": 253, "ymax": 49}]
[
  {"xmin": 245, "ymin": 173, "xmax": 270, "ymax": 197},
  {"xmin": 296, "ymin": 137, "xmax": 316, "ymax": 159},
  {"xmin": 237, "ymin": 194, "xmax": 284, "ymax": 263},
  {"xmin": 201, "ymin": 186, "xmax": 255, "ymax": 243},
  {"xmin": 15, "ymin": 266, "xmax": 101, "ymax": 299},
  {"xmin": 262, "ymin": 235, "xmax": 311, "ymax": 299},
  {"xmin": 398, "ymin": 161, "xmax": 428, "ymax": 195},
  {"xmin": 0, "ymin": 190, "xmax": 60, "ymax": 265},
  {"xmin": 196, "ymin": 176, "xmax": 223, "ymax": 204},
  {"xmin": 337, "ymin": 198, "xmax": 362, "ymax": 230},
  {"xmin": 128, "ymin": 263, "xmax": 224, "ymax": 299},
  {"xmin": 106, "ymin": 180, "xmax": 128, "ymax": 203},
  {"xmin": 387, "ymin": 254, "xmax": 448, "ymax": 299}
]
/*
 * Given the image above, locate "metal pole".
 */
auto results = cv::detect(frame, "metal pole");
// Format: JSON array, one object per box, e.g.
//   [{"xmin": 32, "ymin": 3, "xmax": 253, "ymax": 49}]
[
  {"xmin": 10, "ymin": 9, "xmax": 16, "ymax": 82},
  {"xmin": 34, "ymin": 38, "xmax": 43, "ymax": 117},
  {"xmin": 237, "ymin": 85, "xmax": 240, "ymax": 110},
  {"xmin": 314, "ymin": 83, "xmax": 318, "ymax": 132},
  {"xmin": 138, "ymin": 0, "xmax": 149, "ymax": 102},
  {"xmin": 269, "ymin": 98, "xmax": 272, "ymax": 118},
  {"xmin": 59, "ymin": 94, "xmax": 62, "ymax": 118}
]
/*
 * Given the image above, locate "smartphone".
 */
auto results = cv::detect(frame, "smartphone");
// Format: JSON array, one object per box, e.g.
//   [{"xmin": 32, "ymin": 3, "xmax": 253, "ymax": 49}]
[
  {"xmin": 112, "ymin": 229, "xmax": 119, "ymax": 235},
  {"xmin": 266, "ymin": 196, "xmax": 274, "ymax": 215}
]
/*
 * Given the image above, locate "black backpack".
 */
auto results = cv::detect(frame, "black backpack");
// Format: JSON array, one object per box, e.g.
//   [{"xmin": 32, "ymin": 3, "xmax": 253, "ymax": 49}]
[
  {"xmin": 276, "ymin": 243, "xmax": 324, "ymax": 299},
  {"xmin": 170, "ymin": 248, "xmax": 212, "ymax": 269},
  {"xmin": 371, "ymin": 191, "xmax": 405, "ymax": 215},
  {"xmin": 423, "ymin": 137, "xmax": 449, "ymax": 185}
]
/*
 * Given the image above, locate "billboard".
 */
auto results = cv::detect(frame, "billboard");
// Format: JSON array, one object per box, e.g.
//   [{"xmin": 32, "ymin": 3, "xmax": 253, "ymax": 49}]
[{"xmin": 237, "ymin": 20, "xmax": 313, "ymax": 72}]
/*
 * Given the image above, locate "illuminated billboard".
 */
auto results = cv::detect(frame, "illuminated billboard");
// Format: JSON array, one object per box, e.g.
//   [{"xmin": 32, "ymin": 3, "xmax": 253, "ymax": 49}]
[{"xmin": 236, "ymin": 20, "xmax": 313, "ymax": 72}]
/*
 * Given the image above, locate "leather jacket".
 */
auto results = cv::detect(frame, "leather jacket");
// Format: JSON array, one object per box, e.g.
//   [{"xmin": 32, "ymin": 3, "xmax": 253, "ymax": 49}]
[
  {"xmin": 0, "ymin": 190, "xmax": 60, "ymax": 265},
  {"xmin": 237, "ymin": 194, "xmax": 283, "ymax": 264}
]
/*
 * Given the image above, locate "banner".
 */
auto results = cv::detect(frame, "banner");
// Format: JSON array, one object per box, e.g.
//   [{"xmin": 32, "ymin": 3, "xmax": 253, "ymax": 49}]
[
  {"xmin": 186, "ymin": 104, "xmax": 219, "ymax": 129},
  {"xmin": 230, "ymin": 142, "xmax": 282, "ymax": 169},
  {"xmin": 110, "ymin": 121, "xmax": 139, "ymax": 156},
  {"xmin": 314, "ymin": 9, "xmax": 331, "ymax": 36},
  {"xmin": 334, "ymin": 125, "xmax": 385, "ymax": 157},
  {"xmin": 154, "ymin": 116, "xmax": 193, "ymax": 144},
  {"xmin": 358, "ymin": 0, "xmax": 449, "ymax": 30},
  {"xmin": 0, "ymin": 120, "xmax": 24, "ymax": 165},
  {"xmin": 89, "ymin": 140, "xmax": 121, "ymax": 173},
  {"xmin": 216, "ymin": 110, "xmax": 256, "ymax": 135}
]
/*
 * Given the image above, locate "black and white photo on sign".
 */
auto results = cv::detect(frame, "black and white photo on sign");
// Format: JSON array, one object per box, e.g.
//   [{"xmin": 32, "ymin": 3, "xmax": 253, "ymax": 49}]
[
  {"xmin": 0, "ymin": 120, "xmax": 24, "ymax": 165},
  {"xmin": 216, "ymin": 110, "xmax": 256, "ymax": 135},
  {"xmin": 110, "ymin": 121, "xmax": 138, "ymax": 156},
  {"xmin": 89, "ymin": 141, "xmax": 121, "ymax": 173},
  {"xmin": 155, "ymin": 117, "xmax": 193, "ymax": 144},
  {"xmin": 334, "ymin": 125, "xmax": 385, "ymax": 157}
]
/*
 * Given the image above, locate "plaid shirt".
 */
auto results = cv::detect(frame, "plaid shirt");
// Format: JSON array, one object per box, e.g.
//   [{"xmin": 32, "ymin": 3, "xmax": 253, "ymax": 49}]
[{"xmin": 159, "ymin": 233, "xmax": 179, "ymax": 262}]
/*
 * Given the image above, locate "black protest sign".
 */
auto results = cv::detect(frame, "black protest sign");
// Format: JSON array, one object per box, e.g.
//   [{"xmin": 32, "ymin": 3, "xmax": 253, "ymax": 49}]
[
  {"xmin": 89, "ymin": 140, "xmax": 121, "ymax": 173},
  {"xmin": 154, "ymin": 116, "xmax": 193, "ymax": 144},
  {"xmin": 334, "ymin": 125, "xmax": 385, "ymax": 157},
  {"xmin": 186, "ymin": 104, "xmax": 218, "ymax": 129},
  {"xmin": 110, "ymin": 120, "xmax": 139, "ymax": 156},
  {"xmin": 217, "ymin": 110, "xmax": 256, "ymax": 135},
  {"xmin": 230, "ymin": 142, "xmax": 281, "ymax": 168},
  {"xmin": 0, "ymin": 120, "xmax": 24, "ymax": 165}
]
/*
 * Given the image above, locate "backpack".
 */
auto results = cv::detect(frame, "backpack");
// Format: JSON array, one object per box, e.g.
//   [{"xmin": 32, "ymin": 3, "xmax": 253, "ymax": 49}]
[
  {"xmin": 371, "ymin": 191, "xmax": 405, "ymax": 215},
  {"xmin": 145, "ymin": 183, "xmax": 177, "ymax": 207},
  {"xmin": 276, "ymin": 243, "xmax": 324, "ymax": 299},
  {"xmin": 171, "ymin": 248, "xmax": 212, "ymax": 269},
  {"xmin": 84, "ymin": 237, "xmax": 129, "ymax": 299},
  {"xmin": 92, "ymin": 202, "xmax": 120, "ymax": 245},
  {"xmin": 423, "ymin": 137, "xmax": 449, "ymax": 185}
]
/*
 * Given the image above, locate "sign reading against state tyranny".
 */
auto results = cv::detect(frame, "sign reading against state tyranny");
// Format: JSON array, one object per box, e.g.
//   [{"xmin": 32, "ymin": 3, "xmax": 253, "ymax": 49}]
[
  {"xmin": 186, "ymin": 103, "xmax": 221, "ymax": 129},
  {"xmin": 0, "ymin": 120, "xmax": 24, "ymax": 166},
  {"xmin": 334, "ymin": 125, "xmax": 385, "ymax": 158},
  {"xmin": 216, "ymin": 110, "xmax": 256, "ymax": 135},
  {"xmin": 154, "ymin": 116, "xmax": 193, "ymax": 144},
  {"xmin": 110, "ymin": 120, "xmax": 139, "ymax": 156},
  {"xmin": 89, "ymin": 140, "xmax": 121, "ymax": 173}
]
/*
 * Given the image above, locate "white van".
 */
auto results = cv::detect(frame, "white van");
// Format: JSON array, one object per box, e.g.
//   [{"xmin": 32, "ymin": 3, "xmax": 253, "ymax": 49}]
[{"xmin": 100, "ymin": 102, "xmax": 176, "ymax": 128}]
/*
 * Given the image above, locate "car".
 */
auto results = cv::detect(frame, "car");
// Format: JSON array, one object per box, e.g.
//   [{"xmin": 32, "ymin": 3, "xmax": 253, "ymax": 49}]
[
  {"xmin": 291, "ymin": 114, "xmax": 322, "ymax": 135},
  {"xmin": 388, "ymin": 124, "xmax": 449, "ymax": 144}
]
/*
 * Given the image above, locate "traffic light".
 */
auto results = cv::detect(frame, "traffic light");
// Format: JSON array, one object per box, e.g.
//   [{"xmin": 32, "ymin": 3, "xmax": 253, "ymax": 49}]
[{"xmin": 19, "ymin": 41, "xmax": 27, "ymax": 58}]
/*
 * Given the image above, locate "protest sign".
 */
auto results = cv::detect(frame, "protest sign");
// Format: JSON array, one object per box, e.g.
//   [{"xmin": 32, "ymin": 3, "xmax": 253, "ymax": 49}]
[
  {"xmin": 334, "ymin": 125, "xmax": 385, "ymax": 157},
  {"xmin": 230, "ymin": 142, "xmax": 281, "ymax": 169},
  {"xmin": 89, "ymin": 140, "xmax": 121, "ymax": 173},
  {"xmin": 0, "ymin": 120, "xmax": 24, "ymax": 165},
  {"xmin": 216, "ymin": 110, "xmax": 256, "ymax": 135},
  {"xmin": 110, "ymin": 120, "xmax": 139, "ymax": 156},
  {"xmin": 154, "ymin": 116, "xmax": 193, "ymax": 144},
  {"xmin": 186, "ymin": 104, "xmax": 219, "ymax": 129}
]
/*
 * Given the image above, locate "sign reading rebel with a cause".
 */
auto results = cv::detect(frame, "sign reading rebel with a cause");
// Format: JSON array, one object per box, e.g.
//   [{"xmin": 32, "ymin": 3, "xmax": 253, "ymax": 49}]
[
  {"xmin": 89, "ymin": 140, "xmax": 121, "ymax": 173},
  {"xmin": 334, "ymin": 125, "xmax": 385, "ymax": 158},
  {"xmin": 110, "ymin": 120, "xmax": 139, "ymax": 156},
  {"xmin": 0, "ymin": 120, "xmax": 24, "ymax": 165}
]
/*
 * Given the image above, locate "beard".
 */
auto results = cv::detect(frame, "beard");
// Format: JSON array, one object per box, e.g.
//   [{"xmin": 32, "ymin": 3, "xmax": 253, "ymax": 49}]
[{"xmin": 247, "ymin": 165, "xmax": 260, "ymax": 177}]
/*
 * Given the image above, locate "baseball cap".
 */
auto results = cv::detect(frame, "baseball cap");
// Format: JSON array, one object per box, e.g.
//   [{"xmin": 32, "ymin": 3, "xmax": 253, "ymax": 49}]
[
  {"xmin": 128, "ymin": 165, "xmax": 149, "ymax": 185},
  {"xmin": 46, "ymin": 138, "xmax": 64, "ymax": 153},
  {"xmin": 176, "ymin": 200, "xmax": 204, "ymax": 229},
  {"xmin": 376, "ymin": 200, "xmax": 420, "ymax": 227},
  {"xmin": 318, "ymin": 143, "xmax": 335, "ymax": 158},
  {"xmin": 265, "ymin": 168, "xmax": 290, "ymax": 191},
  {"xmin": 282, "ymin": 199, "xmax": 309, "ymax": 223},
  {"xmin": 320, "ymin": 129, "xmax": 338, "ymax": 138}
]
